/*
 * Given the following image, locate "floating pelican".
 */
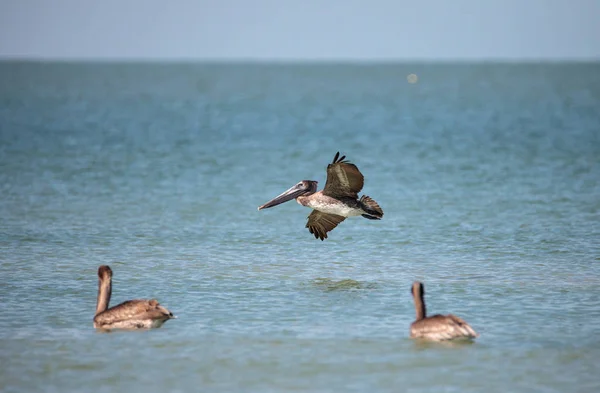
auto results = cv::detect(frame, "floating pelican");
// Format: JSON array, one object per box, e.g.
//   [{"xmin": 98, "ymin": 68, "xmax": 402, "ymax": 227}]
[
  {"xmin": 93, "ymin": 265, "xmax": 175, "ymax": 330},
  {"xmin": 258, "ymin": 152, "xmax": 383, "ymax": 240},
  {"xmin": 410, "ymin": 281, "xmax": 479, "ymax": 341}
]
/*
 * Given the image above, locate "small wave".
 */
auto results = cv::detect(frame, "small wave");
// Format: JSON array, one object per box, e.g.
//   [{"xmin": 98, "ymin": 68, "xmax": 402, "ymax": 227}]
[{"xmin": 310, "ymin": 278, "xmax": 375, "ymax": 291}]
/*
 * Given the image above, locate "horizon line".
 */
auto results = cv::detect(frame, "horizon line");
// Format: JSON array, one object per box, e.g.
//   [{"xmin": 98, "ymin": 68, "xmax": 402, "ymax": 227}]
[{"xmin": 1, "ymin": 56, "xmax": 599, "ymax": 65}]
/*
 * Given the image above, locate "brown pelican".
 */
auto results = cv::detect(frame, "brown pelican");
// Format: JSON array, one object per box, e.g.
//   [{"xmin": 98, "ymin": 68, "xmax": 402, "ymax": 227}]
[
  {"xmin": 93, "ymin": 265, "xmax": 175, "ymax": 330},
  {"xmin": 258, "ymin": 152, "xmax": 383, "ymax": 240},
  {"xmin": 410, "ymin": 281, "xmax": 479, "ymax": 341}
]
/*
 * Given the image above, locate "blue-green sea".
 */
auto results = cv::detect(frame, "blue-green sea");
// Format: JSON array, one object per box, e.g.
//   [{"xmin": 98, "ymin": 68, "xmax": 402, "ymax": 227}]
[{"xmin": 1, "ymin": 61, "xmax": 599, "ymax": 392}]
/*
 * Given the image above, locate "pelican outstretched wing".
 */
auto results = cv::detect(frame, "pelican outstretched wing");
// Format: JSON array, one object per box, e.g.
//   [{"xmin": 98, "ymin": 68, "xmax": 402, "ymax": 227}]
[
  {"xmin": 306, "ymin": 210, "xmax": 346, "ymax": 241},
  {"xmin": 322, "ymin": 152, "xmax": 364, "ymax": 198}
]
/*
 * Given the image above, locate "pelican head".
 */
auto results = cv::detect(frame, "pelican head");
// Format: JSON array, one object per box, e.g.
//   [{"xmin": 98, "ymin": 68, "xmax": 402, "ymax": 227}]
[
  {"xmin": 411, "ymin": 281, "xmax": 424, "ymax": 298},
  {"xmin": 98, "ymin": 265, "xmax": 113, "ymax": 280},
  {"xmin": 258, "ymin": 180, "xmax": 318, "ymax": 210}
]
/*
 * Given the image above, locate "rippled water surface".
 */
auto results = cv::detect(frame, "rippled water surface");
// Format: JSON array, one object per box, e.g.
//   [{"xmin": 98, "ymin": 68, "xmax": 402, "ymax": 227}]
[{"xmin": 1, "ymin": 62, "xmax": 599, "ymax": 392}]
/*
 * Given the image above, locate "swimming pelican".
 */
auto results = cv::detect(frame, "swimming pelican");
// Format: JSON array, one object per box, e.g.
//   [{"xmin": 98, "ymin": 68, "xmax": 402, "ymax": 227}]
[
  {"xmin": 258, "ymin": 152, "xmax": 383, "ymax": 240},
  {"xmin": 93, "ymin": 265, "xmax": 175, "ymax": 330},
  {"xmin": 409, "ymin": 281, "xmax": 478, "ymax": 341}
]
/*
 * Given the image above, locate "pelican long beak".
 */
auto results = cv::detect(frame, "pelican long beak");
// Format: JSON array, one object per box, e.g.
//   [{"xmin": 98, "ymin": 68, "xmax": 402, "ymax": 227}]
[{"xmin": 258, "ymin": 185, "xmax": 306, "ymax": 210}]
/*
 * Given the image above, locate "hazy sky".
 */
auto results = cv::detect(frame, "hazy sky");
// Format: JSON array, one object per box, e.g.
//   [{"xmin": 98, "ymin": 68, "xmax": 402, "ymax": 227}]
[{"xmin": 1, "ymin": 0, "xmax": 599, "ymax": 60}]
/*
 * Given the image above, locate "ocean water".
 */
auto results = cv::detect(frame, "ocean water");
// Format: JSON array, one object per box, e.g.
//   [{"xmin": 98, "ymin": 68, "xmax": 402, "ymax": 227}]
[{"xmin": 0, "ymin": 61, "xmax": 599, "ymax": 392}]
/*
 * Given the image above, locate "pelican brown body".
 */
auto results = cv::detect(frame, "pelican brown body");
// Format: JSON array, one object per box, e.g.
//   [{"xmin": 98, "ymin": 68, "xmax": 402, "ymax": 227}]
[
  {"xmin": 410, "ymin": 282, "xmax": 478, "ymax": 341},
  {"xmin": 93, "ymin": 265, "xmax": 175, "ymax": 330}
]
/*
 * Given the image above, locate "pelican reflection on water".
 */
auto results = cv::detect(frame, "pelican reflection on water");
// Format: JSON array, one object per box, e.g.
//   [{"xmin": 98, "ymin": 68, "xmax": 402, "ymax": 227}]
[
  {"xmin": 410, "ymin": 281, "xmax": 479, "ymax": 341},
  {"xmin": 93, "ymin": 265, "xmax": 175, "ymax": 330},
  {"xmin": 258, "ymin": 152, "xmax": 383, "ymax": 240}
]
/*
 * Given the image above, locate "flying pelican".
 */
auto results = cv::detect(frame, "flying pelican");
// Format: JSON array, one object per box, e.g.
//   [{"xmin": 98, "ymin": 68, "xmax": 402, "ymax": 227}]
[
  {"xmin": 410, "ymin": 281, "xmax": 479, "ymax": 341},
  {"xmin": 258, "ymin": 152, "xmax": 383, "ymax": 240},
  {"xmin": 93, "ymin": 265, "xmax": 175, "ymax": 330}
]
